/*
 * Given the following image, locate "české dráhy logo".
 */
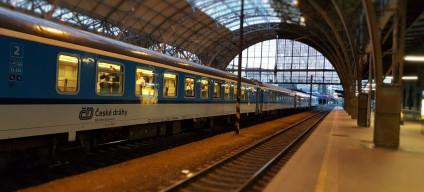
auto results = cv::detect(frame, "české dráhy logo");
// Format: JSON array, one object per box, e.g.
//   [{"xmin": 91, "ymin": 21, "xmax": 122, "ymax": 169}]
[{"xmin": 79, "ymin": 107, "xmax": 94, "ymax": 120}]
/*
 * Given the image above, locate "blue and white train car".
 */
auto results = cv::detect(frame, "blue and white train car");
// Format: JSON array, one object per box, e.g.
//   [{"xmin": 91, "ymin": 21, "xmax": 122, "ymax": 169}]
[
  {"xmin": 0, "ymin": 8, "xmax": 314, "ymax": 148},
  {"xmin": 294, "ymin": 91, "xmax": 319, "ymax": 109}
]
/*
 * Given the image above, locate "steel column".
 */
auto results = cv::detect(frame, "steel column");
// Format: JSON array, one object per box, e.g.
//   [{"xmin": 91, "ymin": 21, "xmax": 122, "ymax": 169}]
[
  {"xmin": 351, "ymin": 81, "xmax": 358, "ymax": 119},
  {"xmin": 362, "ymin": 0, "xmax": 406, "ymax": 148},
  {"xmin": 358, "ymin": 93, "xmax": 369, "ymax": 127},
  {"xmin": 309, "ymin": 75, "xmax": 313, "ymax": 109},
  {"xmin": 235, "ymin": 0, "xmax": 244, "ymax": 135}
]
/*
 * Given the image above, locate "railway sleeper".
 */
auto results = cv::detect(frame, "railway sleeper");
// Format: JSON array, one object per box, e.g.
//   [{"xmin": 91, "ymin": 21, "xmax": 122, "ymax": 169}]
[
  {"xmin": 206, "ymin": 171, "xmax": 250, "ymax": 182},
  {"xmin": 196, "ymin": 177, "xmax": 242, "ymax": 189}
]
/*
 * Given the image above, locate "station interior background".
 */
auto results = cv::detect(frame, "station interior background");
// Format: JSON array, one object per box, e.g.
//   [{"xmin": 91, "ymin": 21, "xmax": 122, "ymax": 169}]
[{"xmin": 1, "ymin": 0, "xmax": 423, "ymax": 120}]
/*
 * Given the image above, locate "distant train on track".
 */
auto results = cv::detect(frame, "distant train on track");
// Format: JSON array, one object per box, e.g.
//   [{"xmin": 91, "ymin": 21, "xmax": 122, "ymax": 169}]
[{"xmin": 0, "ymin": 8, "xmax": 318, "ymax": 152}]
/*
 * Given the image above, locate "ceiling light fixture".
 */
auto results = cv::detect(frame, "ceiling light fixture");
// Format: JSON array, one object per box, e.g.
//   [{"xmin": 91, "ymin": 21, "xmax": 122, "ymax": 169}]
[
  {"xmin": 402, "ymin": 76, "xmax": 418, "ymax": 80},
  {"xmin": 385, "ymin": 76, "xmax": 418, "ymax": 80},
  {"xmin": 404, "ymin": 55, "xmax": 424, "ymax": 62}
]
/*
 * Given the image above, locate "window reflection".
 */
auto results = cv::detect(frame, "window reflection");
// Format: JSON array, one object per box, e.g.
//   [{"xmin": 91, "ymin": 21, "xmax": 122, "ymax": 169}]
[
  {"xmin": 57, "ymin": 54, "xmax": 79, "ymax": 93},
  {"xmin": 97, "ymin": 61, "xmax": 123, "ymax": 95},
  {"xmin": 163, "ymin": 73, "xmax": 177, "ymax": 97},
  {"xmin": 214, "ymin": 82, "xmax": 221, "ymax": 98},
  {"xmin": 184, "ymin": 77, "xmax": 195, "ymax": 97},
  {"xmin": 200, "ymin": 79, "xmax": 209, "ymax": 99},
  {"xmin": 136, "ymin": 68, "xmax": 157, "ymax": 104}
]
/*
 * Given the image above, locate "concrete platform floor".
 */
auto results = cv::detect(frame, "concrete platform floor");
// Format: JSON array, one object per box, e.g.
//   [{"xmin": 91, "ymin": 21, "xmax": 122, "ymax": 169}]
[{"xmin": 264, "ymin": 106, "xmax": 424, "ymax": 192}]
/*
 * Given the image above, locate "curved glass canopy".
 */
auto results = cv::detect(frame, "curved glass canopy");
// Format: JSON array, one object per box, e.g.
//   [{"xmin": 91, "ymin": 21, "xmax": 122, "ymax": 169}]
[
  {"xmin": 226, "ymin": 39, "xmax": 341, "ymax": 85},
  {"xmin": 187, "ymin": 0, "xmax": 301, "ymax": 31}
]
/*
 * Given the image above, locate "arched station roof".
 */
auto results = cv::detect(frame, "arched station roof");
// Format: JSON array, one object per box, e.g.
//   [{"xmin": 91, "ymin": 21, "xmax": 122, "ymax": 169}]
[
  {"xmin": 33, "ymin": 0, "xmax": 305, "ymax": 70},
  {"xmin": 3, "ymin": 0, "xmax": 424, "ymax": 90}
]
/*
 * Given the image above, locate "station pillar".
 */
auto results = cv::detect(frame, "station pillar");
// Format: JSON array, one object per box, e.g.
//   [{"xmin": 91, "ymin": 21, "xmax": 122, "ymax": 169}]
[
  {"xmin": 344, "ymin": 94, "xmax": 349, "ymax": 113},
  {"xmin": 357, "ymin": 93, "xmax": 370, "ymax": 127},
  {"xmin": 350, "ymin": 96, "xmax": 358, "ymax": 119},
  {"xmin": 374, "ymin": 86, "xmax": 402, "ymax": 148},
  {"xmin": 345, "ymin": 101, "xmax": 350, "ymax": 114},
  {"xmin": 345, "ymin": 89, "xmax": 352, "ymax": 115}
]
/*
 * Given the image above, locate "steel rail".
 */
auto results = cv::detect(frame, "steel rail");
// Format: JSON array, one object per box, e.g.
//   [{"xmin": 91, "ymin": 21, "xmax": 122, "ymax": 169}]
[
  {"xmin": 162, "ymin": 106, "xmax": 333, "ymax": 192},
  {"xmin": 235, "ymin": 107, "xmax": 332, "ymax": 191}
]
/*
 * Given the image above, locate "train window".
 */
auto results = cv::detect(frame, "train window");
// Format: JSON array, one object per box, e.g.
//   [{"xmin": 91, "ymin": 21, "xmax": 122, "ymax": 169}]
[
  {"xmin": 271, "ymin": 92, "xmax": 274, "ymax": 102},
  {"xmin": 269, "ymin": 91, "xmax": 273, "ymax": 102},
  {"xmin": 200, "ymin": 79, "xmax": 209, "ymax": 99},
  {"xmin": 246, "ymin": 86, "xmax": 250, "ymax": 101},
  {"xmin": 184, "ymin": 77, "xmax": 195, "ymax": 97},
  {"xmin": 163, "ymin": 73, "xmax": 177, "ymax": 97},
  {"xmin": 214, "ymin": 82, "xmax": 221, "ymax": 98},
  {"xmin": 136, "ymin": 68, "xmax": 157, "ymax": 104},
  {"xmin": 224, "ymin": 83, "xmax": 231, "ymax": 100},
  {"xmin": 241, "ymin": 86, "xmax": 246, "ymax": 100},
  {"xmin": 56, "ymin": 54, "xmax": 80, "ymax": 93},
  {"xmin": 96, "ymin": 61, "xmax": 124, "ymax": 95},
  {"xmin": 234, "ymin": 85, "xmax": 246, "ymax": 100},
  {"xmin": 249, "ymin": 86, "xmax": 256, "ymax": 101},
  {"xmin": 233, "ymin": 85, "xmax": 237, "ymax": 100},
  {"xmin": 269, "ymin": 92, "xmax": 272, "ymax": 102},
  {"xmin": 267, "ymin": 91, "xmax": 271, "ymax": 102}
]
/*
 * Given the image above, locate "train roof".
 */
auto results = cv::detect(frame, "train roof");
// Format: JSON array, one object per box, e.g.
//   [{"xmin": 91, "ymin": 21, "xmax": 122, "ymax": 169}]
[{"xmin": 0, "ymin": 7, "xmax": 296, "ymax": 94}]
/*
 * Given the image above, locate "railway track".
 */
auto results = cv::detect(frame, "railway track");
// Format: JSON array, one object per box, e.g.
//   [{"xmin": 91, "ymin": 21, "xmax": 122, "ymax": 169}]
[
  {"xmin": 0, "ymin": 126, "xmax": 230, "ymax": 192},
  {"xmin": 0, "ymin": 110, "xmax": 301, "ymax": 192},
  {"xmin": 162, "ymin": 106, "xmax": 333, "ymax": 192}
]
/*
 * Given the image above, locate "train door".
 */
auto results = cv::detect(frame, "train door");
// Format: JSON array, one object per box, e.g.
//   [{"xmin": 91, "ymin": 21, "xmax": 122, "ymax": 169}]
[
  {"xmin": 256, "ymin": 88, "xmax": 264, "ymax": 115},
  {"xmin": 255, "ymin": 88, "xmax": 260, "ymax": 115},
  {"xmin": 294, "ymin": 95, "xmax": 298, "ymax": 109},
  {"xmin": 260, "ymin": 89, "xmax": 264, "ymax": 113}
]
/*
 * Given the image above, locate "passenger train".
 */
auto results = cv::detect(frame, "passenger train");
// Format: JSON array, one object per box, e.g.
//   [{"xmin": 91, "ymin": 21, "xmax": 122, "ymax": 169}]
[{"xmin": 0, "ymin": 8, "xmax": 318, "ymax": 153}]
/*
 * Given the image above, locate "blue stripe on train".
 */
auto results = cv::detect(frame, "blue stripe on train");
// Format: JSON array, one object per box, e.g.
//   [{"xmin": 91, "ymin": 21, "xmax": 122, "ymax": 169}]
[{"xmin": 0, "ymin": 98, "xmax": 245, "ymax": 105}]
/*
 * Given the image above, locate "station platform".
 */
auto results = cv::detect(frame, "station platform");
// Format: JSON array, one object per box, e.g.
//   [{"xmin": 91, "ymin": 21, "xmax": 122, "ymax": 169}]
[{"xmin": 265, "ymin": 106, "xmax": 424, "ymax": 192}]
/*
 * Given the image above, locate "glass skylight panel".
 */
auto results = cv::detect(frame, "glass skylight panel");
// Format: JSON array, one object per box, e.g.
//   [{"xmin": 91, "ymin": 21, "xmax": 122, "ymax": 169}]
[
  {"xmin": 227, "ymin": 39, "xmax": 340, "ymax": 85},
  {"xmin": 187, "ymin": 0, "xmax": 282, "ymax": 31}
]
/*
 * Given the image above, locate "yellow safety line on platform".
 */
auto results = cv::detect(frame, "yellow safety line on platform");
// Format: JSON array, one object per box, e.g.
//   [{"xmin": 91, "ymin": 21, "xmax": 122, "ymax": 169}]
[{"xmin": 314, "ymin": 112, "xmax": 337, "ymax": 192}]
